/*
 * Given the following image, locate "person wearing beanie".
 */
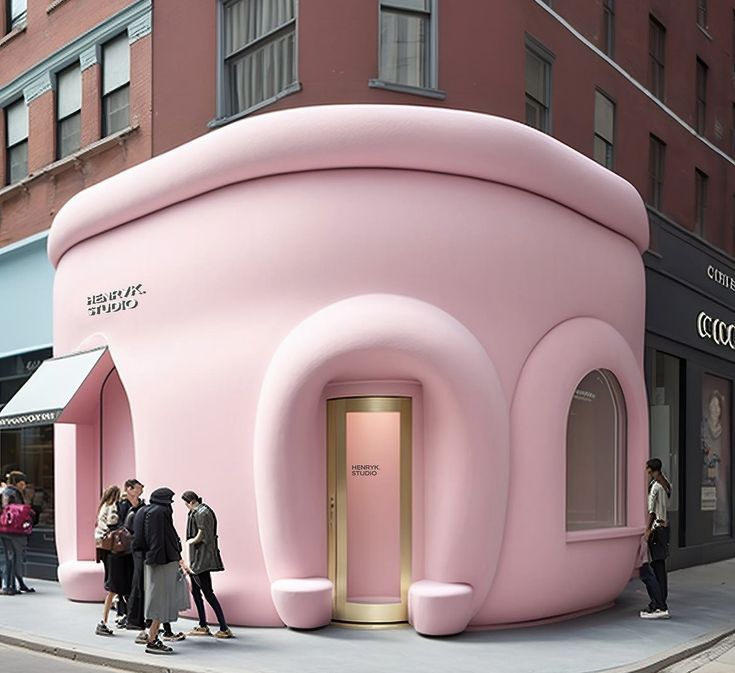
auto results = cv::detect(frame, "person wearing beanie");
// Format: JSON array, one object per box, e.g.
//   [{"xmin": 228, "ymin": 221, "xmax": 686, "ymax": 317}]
[
  {"xmin": 140, "ymin": 487, "xmax": 183, "ymax": 655},
  {"xmin": 181, "ymin": 491, "xmax": 232, "ymax": 638}
]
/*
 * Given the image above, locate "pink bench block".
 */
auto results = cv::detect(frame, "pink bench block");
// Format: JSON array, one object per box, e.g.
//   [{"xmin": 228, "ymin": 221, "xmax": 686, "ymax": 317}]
[
  {"xmin": 409, "ymin": 580, "xmax": 474, "ymax": 636},
  {"xmin": 271, "ymin": 578, "xmax": 333, "ymax": 629}
]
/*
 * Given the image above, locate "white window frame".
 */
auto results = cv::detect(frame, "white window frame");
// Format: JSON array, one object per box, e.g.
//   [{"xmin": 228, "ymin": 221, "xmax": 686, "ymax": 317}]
[
  {"xmin": 7, "ymin": 0, "xmax": 27, "ymax": 32},
  {"xmin": 216, "ymin": 0, "xmax": 300, "ymax": 123},
  {"xmin": 101, "ymin": 33, "xmax": 131, "ymax": 137},
  {"xmin": 56, "ymin": 63, "xmax": 82, "ymax": 160}
]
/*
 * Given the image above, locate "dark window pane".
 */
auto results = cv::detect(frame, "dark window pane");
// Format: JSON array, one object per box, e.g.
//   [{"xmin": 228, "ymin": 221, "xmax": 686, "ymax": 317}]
[
  {"xmin": 58, "ymin": 112, "xmax": 81, "ymax": 159},
  {"xmin": 103, "ymin": 85, "xmax": 129, "ymax": 136},
  {"xmin": 8, "ymin": 140, "xmax": 28, "ymax": 184}
]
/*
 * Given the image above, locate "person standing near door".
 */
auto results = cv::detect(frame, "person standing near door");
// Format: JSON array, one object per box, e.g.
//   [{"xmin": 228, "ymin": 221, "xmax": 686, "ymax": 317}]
[
  {"xmin": 181, "ymin": 491, "xmax": 233, "ymax": 638},
  {"xmin": 640, "ymin": 458, "xmax": 671, "ymax": 620}
]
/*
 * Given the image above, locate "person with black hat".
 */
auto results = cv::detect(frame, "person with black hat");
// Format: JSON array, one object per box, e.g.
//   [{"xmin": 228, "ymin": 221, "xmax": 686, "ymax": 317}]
[{"xmin": 141, "ymin": 487, "xmax": 183, "ymax": 655}]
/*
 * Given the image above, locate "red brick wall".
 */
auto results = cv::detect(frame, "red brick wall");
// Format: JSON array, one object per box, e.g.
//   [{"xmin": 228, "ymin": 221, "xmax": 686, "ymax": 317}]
[{"xmin": 0, "ymin": 2, "xmax": 152, "ymax": 247}]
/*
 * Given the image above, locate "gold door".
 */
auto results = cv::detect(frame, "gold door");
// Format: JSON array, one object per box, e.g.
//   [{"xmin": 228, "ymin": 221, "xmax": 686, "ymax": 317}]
[{"xmin": 327, "ymin": 397, "xmax": 412, "ymax": 624}]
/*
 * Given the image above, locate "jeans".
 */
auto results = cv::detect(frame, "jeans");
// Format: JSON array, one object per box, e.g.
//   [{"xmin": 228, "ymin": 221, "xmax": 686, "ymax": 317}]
[
  {"xmin": 640, "ymin": 562, "xmax": 666, "ymax": 611},
  {"xmin": 0, "ymin": 534, "xmax": 26, "ymax": 591},
  {"xmin": 191, "ymin": 570, "xmax": 228, "ymax": 631}
]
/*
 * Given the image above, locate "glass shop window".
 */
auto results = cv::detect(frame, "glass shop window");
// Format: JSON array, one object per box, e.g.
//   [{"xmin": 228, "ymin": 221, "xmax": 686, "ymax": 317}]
[
  {"xmin": 566, "ymin": 369, "xmax": 627, "ymax": 531},
  {"xmin": 701, "ymin": 374, "xmax": 731, "ymax": 537}
]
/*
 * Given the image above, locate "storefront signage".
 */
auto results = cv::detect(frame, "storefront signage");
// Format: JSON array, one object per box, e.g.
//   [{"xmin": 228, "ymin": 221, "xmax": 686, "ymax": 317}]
[
  {"xmin": 87, "ymin": 284, "xmax": 146, "ymax": 317},
  {"xmin": 0, "ymin": 409, "xmax": 60, "ymax": 428},
  {"xmin": 573, "ymin": 389, "xmax": 596, "ymax": 403},
  {"xmin": 351, "ymin": 464, "xmax": 380, "ymax": 477},
  {"xmin": 707, "ymin": 265, "xmax": 735, "ymax": 293},
  {"xmin": 701, "ymin": 486, "xmax": 717, "ymax": 511},
  {"xmin": 696, "ymin": 311, "xmax": 735, "ymax": 350}
]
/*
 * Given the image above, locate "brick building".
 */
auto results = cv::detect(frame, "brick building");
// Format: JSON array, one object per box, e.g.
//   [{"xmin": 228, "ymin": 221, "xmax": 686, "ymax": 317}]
[{"xmin": 1, "ymin": 0, "xmax": 733, "ymax": 578}]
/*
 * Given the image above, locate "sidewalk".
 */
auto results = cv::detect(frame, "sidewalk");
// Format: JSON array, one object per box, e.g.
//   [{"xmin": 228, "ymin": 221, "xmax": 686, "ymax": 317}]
[{"xmin": 0, "ymin": 559, "xmax": 733, "ymax": 673}]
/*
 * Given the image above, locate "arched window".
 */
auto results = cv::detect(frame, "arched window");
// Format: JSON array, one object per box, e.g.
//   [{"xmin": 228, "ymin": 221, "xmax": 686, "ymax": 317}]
[{"xmin": 566, "ymin": 369, "xmax": 627, "ymax": 531}]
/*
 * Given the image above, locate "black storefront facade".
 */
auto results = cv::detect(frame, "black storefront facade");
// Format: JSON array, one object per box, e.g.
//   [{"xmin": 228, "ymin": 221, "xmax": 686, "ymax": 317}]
[{"xmin": 645, "ymin": 211, "xmax": 735, "ymax": 569}]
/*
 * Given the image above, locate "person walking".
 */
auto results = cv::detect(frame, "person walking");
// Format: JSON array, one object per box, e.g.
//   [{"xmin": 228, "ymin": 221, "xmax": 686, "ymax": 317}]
[
  {"xmin": 0, "ymin": 471, "xmax": 34, "ymax": 595},
  {"xmin": 181, "ymin": 491, "xmax": 233, "ymax": 638},
  {"xmin": 639, "ymin": 458, "xmax": 671, "ymax": 620},
  {"xmin": 141, "ymin": 487, "xmax": 183, "ymax": 655}
]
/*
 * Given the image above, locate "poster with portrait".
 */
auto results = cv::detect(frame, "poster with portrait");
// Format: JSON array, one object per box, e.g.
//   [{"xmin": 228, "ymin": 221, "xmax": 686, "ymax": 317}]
[{"xmin": 701, "ymin": 374, "xmax": 731, "ymax": 536}]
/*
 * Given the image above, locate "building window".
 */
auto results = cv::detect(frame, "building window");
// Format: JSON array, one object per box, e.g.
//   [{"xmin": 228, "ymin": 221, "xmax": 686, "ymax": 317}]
[
  {"xmin": 697, "ymin": 0, "xmax": 708, "ymax": 29},
  {"xmin": 5, "ymin": 99, "xmax": 28, "ymax": 185},
  {"xmin": 379, "ymin": 0, "xmax": 435, "ymax": 89},
  {"xmin": 525, "ymin": 40, "xmax": 552, "ymax": 134},
  {"xmin": 695, "ymin": 168, "xmax": 708, "ymax": 235},
  {"xmin": 6, "ymin": 0, "xmax": 26, "ymax": 32},
  {"xmin": 648, "ymin": 135, "xmax": 665, "ymax": 210},
  {"xmin": 566, "ymin": 370, "xmax": 627, "ymax": 531},
  {"xmin": 56, "ymin": 64, "xmax": 81, "ymax": 159},
  {"xmin": 602, "ymin": 0, "xmax": 614, "ymax": 58},
  {"xmin": 222, "ymin": 0, "xmax": 297, "ymax": 117},
  {"xmin": 593, "ymin": 91, "xmax": 614, "ymax": 169},
  {"xmin": 102, "ymin": 34, "xmax": 130, "ymax": 136},
  {"xmin": 701, "ymin": 375, "xmax": 731, "ymax": 537},
  {"xmin": 696, "ymin": 57, "xmax": 707, "ymax": 135},
  {"xmin": 649, "ymin": 17, "xmax": 665, "ymax": 101}
]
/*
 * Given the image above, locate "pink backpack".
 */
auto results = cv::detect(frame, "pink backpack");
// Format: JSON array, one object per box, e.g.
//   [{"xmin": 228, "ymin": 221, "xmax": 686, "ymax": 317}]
[{"xmin": 0, "ymin": 503, "xmax": 33, "ymax": 535}]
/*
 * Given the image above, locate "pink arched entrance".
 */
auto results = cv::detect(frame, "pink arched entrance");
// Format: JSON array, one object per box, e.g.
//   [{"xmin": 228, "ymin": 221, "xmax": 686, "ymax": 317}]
[{"xmin": 254, "ymin": 294, "xmax": 508, "ymax": 635}]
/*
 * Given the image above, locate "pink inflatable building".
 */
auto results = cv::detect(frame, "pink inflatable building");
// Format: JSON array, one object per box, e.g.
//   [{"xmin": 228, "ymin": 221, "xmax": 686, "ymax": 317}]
[{"xmin": 0, "ymin": 105, "xmax": 649, "ymax": 636}]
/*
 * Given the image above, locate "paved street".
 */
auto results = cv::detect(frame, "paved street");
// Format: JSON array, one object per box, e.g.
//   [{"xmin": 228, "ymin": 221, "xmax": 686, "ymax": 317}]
[
  {"xmin": 0, "ymin": 642, "xmax": 113, "ymax": 673},
  {"xmin": 0, "ymin": 559, "xmax": 733, "ymax": 673}
]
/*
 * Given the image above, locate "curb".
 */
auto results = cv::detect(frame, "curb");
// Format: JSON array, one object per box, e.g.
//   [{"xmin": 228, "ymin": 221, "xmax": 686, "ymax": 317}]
[
  {"xmin": 0, "ymin": 628, "xmax": 224, "ymax": 673},
  {"xmin": 595, "ymin": 626, "xmax": 735, "ymax": 673},
  {"xmin": 1, "ymin": 620, "xmax": 734, "ymax": 673}
]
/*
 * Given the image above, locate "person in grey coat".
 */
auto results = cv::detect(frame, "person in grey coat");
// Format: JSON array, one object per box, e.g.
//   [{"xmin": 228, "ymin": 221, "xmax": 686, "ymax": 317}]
[{"xmin": 180, "ymin": 491, "xmax": 232, "ymax": 638}]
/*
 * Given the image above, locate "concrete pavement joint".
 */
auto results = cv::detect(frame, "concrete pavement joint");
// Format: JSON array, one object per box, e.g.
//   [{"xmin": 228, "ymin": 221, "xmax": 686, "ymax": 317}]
[
  {"xmin": 598, "ymin": 627, "xmax": 735, "ymax": 673},
  {"xmin": 659, "ymin": 634, "xmax": 735, "ymax": 673}
]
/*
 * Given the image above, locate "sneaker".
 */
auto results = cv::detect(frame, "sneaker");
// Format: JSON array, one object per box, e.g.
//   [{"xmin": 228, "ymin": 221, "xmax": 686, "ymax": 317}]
[
  {"xmin": 145, "ymin": 638, "xmax": 173, "ymax": 655},
  {"xmin": 187, "ymin": 625, "xmax": 212, "ymax": 636},
  {"xmin": 214, "ymin": 628, "xmax": 234, "ymax": 639},
  {"xmin": 640, "ymin": 608, "xmax": 669, "ymax": 619},
  {"xmin": 17, "ymin": 585, "xmax": 35, "ymax": 593},
  {"xmin": 95, "ymin": 621, "xmax": 114, "ymax": 636},
  {"xmin": 1, "ymin": 588, "xmax": 17, "ymax": 596},
  {"xmin": 135, "ymin": 631, "xmax": 149, "ymax": 645},
  {"xmin": 162, "ymin": 632, "xmax": 186, "ymax": 641},
  {"xmin": 115, "ymin": 616, "xmax": 128, "ymax": 629}
]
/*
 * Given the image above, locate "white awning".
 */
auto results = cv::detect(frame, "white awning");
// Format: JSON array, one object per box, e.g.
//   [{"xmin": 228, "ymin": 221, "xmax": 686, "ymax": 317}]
[{"xmin": 0, "ymin": 347, "xmax": 113, "ymax": 428}]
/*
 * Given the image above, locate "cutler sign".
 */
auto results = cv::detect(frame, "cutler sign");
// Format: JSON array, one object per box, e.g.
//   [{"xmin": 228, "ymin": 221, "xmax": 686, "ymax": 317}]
[{"xmin": 697, "ymin": 311, "xmax": 735, "ymax": 350}]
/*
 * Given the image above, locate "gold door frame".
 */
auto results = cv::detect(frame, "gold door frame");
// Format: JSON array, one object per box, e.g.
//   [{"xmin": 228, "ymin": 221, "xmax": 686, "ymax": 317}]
[{"xmin": 327, "ymin": 396, "xmax": 412, "ymax": 624}]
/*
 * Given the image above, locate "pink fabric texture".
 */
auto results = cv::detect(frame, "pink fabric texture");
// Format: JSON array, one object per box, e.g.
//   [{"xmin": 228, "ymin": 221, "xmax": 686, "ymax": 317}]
[{"xmin": 48, "ymin": 105, "xmax": 648, "ymax": 634}]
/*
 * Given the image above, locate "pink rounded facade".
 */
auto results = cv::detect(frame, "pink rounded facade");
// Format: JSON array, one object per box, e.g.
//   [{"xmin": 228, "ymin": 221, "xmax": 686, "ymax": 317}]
[{"xmin": 46, "ymin": 105, "xmax": 648, "ymax": 635}]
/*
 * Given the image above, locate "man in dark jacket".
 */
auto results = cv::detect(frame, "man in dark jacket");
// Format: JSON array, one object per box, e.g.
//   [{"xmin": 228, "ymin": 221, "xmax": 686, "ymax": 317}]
[
  {"xmin": 181, "ymin": 491, "xmax": 232, "ymax": 638},
  {"xmin": 140, "ymin": 487, "xmax": 183, "ymax": 655}
]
